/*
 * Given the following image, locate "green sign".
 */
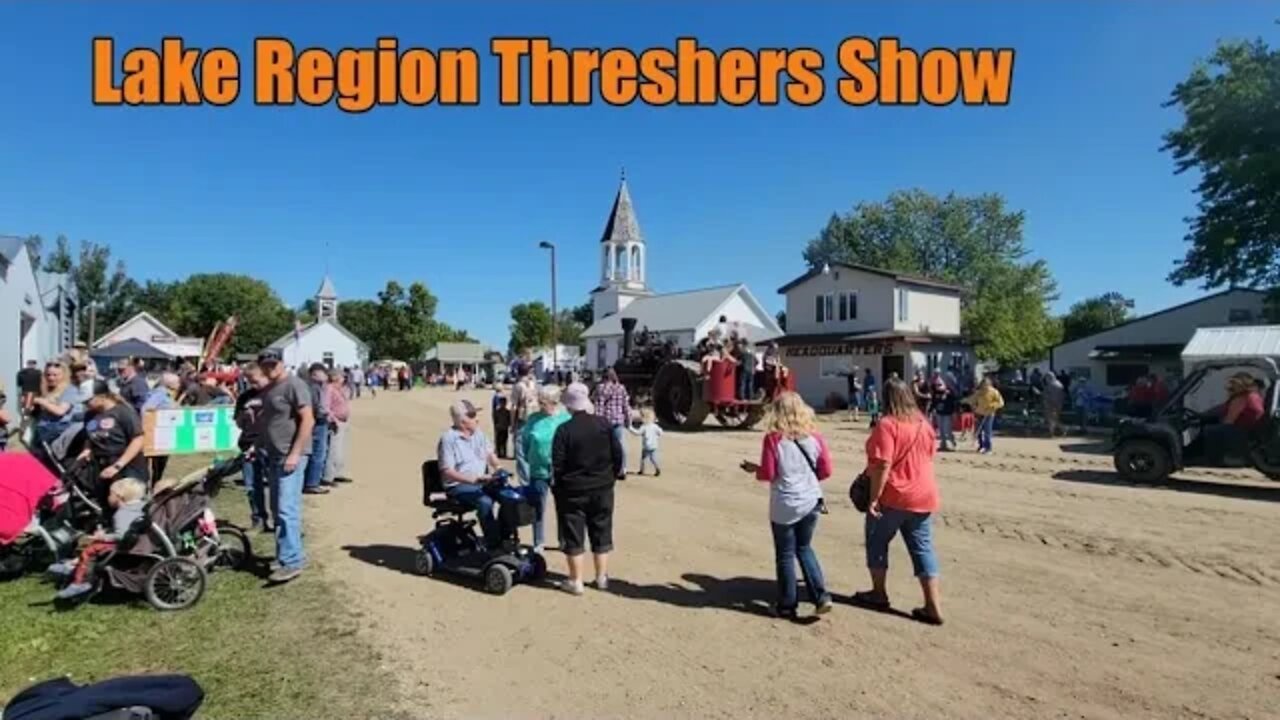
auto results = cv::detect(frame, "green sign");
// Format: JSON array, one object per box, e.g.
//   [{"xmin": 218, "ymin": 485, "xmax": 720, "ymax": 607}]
[{"xmin": 144, "ymin": 406, "xmax": 242, "ymax": 456}]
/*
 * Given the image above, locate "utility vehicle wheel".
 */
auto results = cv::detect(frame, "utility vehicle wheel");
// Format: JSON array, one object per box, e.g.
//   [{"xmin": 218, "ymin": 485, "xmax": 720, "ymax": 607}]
[
  {"xmin": 1249, "ymin": 445, "xmax": 1280, "ymax": 481},
  {"xmin": 484, "ymin": 564, "xmax": 513, "ymax": 595},
  {"xmin": 144, "ymin": 556, "xmax": 207, "ymax": 611},
  {"xmin": 1114, "ymin": 440, "xmax": 1172, "ymax": 484},
  {"xmin": 415, "ymin": 549, "xmax": 435, "ymax": 576},
  {"xmin": 528, "ymin": 552, "xmax": 548, "ymax": 581},
  {"xmin": 213, "ymin": 522, "xmax": 252, "ymax": 572}
]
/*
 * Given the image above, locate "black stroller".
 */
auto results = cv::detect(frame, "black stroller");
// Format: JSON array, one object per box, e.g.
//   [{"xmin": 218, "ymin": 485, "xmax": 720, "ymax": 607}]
[{"xmin": 54, "ymin": 454, "xmax": 253, "ymax": 611}]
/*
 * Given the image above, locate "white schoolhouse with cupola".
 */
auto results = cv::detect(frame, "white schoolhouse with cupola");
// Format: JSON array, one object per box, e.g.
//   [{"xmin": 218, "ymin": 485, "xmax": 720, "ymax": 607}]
[{"xmin": 265, "ymin": 275, "xmax": 369, "ymax": 370}]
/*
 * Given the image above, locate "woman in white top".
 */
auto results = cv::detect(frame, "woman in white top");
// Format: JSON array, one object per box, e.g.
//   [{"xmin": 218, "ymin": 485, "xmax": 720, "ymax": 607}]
[{"xmin": 740, "ymin": 392, "xmax": 834, "ymax": 620}]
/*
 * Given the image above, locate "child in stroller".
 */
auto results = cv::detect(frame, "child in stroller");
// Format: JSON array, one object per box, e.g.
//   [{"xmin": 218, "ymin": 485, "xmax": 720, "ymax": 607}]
[
  {"xmin": 48, "ymin": 454, "xmax": 253, "ymax": 611},
  {"xmin": 48, "ymin": 477, "xmax": 147, "ymax": 599}
]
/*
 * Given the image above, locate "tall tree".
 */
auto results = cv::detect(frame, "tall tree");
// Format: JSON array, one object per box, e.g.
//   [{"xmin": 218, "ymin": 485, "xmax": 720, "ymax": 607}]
[
  {"xmin": 159, "ymin": 274, "xmax": 293, "ymax": 357},
  {"xmin": 776, "ymin": 310, "xmax": 787, "ymax": 332},
  {"xmin": 1060, "ymin": 292, "xmax": 1135, "ymax": 342},
  {"xmin": 42, "ymin": 235, "xmax": 73, "ymax": 274},
  {"xmin": 40, "ymin": 237, "xmax": 141, "ymax": 342},
  {"xmin": 569, "ymin": 301, "xmax": 594, "ymax": 328},
  {"xmin": 1163, "ymin": 34, "xmax": 1280, "ymax": 307},
  {"xmin": 803, "ymin": 189, "xmax": 1061, "ymax": 364},
  {"xmin": 508, "ymin": 301, "xmax": 554, "ymax": 354}
]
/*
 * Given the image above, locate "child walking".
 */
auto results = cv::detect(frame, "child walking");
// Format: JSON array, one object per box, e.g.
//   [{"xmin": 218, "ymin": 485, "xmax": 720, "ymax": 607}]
[
  {"xmin": 50, "ymin": 477, "xmax": 147, "ymax": 599},
  {"xmin": 628, "ymin": 408, "xmax": 664, "ymax": 476}
]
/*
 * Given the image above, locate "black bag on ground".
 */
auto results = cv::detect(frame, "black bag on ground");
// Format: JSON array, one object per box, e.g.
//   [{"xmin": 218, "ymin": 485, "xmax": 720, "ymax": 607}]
[{"xmin": 3, "ymin": 674, "xmax": 204, "ymax": 720}]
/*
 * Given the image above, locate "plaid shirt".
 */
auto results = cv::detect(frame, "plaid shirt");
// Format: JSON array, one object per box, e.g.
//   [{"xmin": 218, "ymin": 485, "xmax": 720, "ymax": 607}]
[{"xmin": 594, "ymin": 381, "xmax": 631, "ymax": 427}]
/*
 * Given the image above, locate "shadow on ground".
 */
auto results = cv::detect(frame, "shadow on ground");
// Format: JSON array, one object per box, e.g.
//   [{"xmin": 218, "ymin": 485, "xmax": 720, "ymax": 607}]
[
  {"xmin": 1059, "ymin": 441, "xmax": 1113, "ymax": 456},
  {"xmin": 606, "ymin": 573, "xmax": 782, "ymax": 619},
  {"xmin": 1051, "ymin": 469, "xmax": 1280, "ymax": 503}
]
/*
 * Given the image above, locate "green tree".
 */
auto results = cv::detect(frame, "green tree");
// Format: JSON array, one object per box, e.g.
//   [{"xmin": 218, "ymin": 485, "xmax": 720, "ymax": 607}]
[
  {"xmin": 1060, "ymin": 292, "xmax": 1135, "ymax": 342},
  {"xmin": 158, "ymin": 274, "xmax": 293, "ymax": 357},
  {"xmin": 42, "ymin": 235, "xmax": 73, "ymax": 273},
  {"xmin": 803, "ymin": 189, "xmax": 1061, "ymax": 364},
  {"xmin": 1163, "ymin": 34, "xmax": 1280, "ymax": 307},
  {"xmin": 508, "ymin": 301, "xmax": 554, "ymax": 354},
  {"xmin": 776, "ymin": 310, "xmax": 787, "ymax": 332}
]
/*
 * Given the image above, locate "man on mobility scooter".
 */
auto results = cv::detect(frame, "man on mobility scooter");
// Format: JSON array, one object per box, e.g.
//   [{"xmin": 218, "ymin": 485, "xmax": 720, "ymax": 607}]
[{"xmin": 419, "ymin": 400, "xmax": 546, "ymax": 594}]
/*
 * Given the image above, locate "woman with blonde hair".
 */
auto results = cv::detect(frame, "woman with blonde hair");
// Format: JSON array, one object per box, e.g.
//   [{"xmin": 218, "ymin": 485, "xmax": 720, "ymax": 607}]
[
  {"xmin": 740, "ymin": 391, "xmax": 833, "ymax": 620},
  {"xmin": 852, "ymin": 378, "xmax": 944, "ymax": 625},
  {"xmin": 30, "ymin": 362, "xmax": 83, "ymax": 445}
]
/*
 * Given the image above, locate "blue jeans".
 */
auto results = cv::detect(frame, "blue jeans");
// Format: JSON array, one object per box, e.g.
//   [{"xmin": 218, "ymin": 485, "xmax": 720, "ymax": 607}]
[
  {"xmin": 738, "ymin": 366, "xmax": 755, "ymax": 400},
  {"xmin": 640, "ymin": 448, "xmax": 660, "ymax": 473},
  {"xmin": 526, "ymin": 478, "xmax": 550, "ymax": 547},
  {"xmin": 865, "ymin": 508, "xmax": 939, "ymax": 578},
  {"xmin": 770, "ymin": 507, "xmax": 829, "ymax": 611},
  {"xmin": 611, "ymin": 424, "xmax": 627, "ymax": 476},
  {"xmin": 977, "ymin": 414, "xmax": 995, "ymax": 452},
  {"xmin": 242, "ymin": 452, "xmax": 268, "ymax": 526},
  {"xmin": 446, "ymin": 484, "xmax": 501, "ymax": 547},
  {"xmin": 304, "ymin": 424, "xmax": 330, "ymax": 489},
  {"xmin": 266, "ymin": 452, "xmax": 308, "ymax": 570},
  {"xmin": 936, "ymin": 414, "xmax": 955, "ymax": 450}
]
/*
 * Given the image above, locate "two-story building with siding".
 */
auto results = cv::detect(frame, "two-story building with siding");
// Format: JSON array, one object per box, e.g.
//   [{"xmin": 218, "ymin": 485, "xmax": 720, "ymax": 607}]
[{"xmin": 772, "ymin": 262, "xmax": 973, "ymax": 408}]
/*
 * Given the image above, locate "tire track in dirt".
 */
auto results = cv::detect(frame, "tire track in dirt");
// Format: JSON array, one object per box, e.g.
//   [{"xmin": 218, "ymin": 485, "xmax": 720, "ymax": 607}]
[{"xmin": 938, "ymin": 509, "xmax": 1280, "ymax": 588}]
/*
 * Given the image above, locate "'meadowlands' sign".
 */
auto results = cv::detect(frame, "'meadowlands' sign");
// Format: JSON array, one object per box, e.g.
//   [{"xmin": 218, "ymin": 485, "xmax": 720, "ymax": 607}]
[{"xmin": 785, "ymin": 342, "xmax": 896, "ymax": 358}]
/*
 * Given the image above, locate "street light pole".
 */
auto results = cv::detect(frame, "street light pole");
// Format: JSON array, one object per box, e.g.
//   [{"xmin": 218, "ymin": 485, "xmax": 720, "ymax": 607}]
[{"xmin": 539, "ymin": 241, "xmax": 558, "ymax": 378}]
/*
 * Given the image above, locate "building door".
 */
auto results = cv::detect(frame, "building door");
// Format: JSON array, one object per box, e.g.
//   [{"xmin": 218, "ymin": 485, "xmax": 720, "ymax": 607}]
[
  {"xmin": 883, "ymin": 354, "xmax": 905, "ymax": 382},
  {"xmin": 19, "ymin": 312, "xmax": 36, "ymax": 365}
]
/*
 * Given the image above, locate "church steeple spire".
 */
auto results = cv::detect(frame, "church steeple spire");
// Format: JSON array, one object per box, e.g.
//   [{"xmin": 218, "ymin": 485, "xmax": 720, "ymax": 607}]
[
  {"xmin": 316, "ymin": 275, "xmax": 338, "ymax": 322},
  {"xmin": 599, "ymin": 174, "xmax": 646, "ymax": 291}
]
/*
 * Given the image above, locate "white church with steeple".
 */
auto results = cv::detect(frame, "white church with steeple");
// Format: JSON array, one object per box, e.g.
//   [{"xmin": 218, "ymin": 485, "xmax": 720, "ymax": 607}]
[
  {"xmin": 581, "ymin": 173, "xmax": 783, "ymax": 372},
  {"xmin": 265, "ymin": 274, "xmax": 370, "ymax": 370}
]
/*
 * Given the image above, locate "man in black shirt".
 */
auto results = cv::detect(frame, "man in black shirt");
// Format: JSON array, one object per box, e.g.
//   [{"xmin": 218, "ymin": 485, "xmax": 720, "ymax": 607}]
[
  {"xmin": 551, "ymin": 382, "xmax": 623, "ymax": 596},
  {"xmin": 115, "ymin": 359, "xmax": 151, "ymax": 415}
]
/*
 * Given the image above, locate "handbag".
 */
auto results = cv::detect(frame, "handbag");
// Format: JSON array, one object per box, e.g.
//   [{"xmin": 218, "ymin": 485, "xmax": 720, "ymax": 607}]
[
  {"xmin": 850, "ymin": 421, "xmax": 921, "ymax": 513},
  {"xmin": 791, "ymin": 438, "xmax": 830, "ymax": 515}
]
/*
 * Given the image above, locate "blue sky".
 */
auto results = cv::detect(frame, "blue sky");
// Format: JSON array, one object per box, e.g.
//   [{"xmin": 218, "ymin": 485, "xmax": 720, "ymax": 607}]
[{"xmin": 1, "ymin": 3, "xmax": 1275, "ymax": 350}]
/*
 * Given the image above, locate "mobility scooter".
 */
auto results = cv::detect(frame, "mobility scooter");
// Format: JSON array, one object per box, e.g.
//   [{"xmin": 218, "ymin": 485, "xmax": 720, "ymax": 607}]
[{"xmin": 416, "ymin": 460, "xmax": 547, "ymax": 594}]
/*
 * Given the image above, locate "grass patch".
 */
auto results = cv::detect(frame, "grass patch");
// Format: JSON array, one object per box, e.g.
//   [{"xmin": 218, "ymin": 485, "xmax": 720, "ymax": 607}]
[{"xmin": 0, "ymin": 454, "xmax": 403, "ymax": 720}]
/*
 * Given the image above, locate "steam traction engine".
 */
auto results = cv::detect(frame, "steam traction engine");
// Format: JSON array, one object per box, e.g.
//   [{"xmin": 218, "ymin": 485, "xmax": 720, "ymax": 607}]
[{"xmin": 609, "ymin": 318, "xmax": 792, "ymax": 431}]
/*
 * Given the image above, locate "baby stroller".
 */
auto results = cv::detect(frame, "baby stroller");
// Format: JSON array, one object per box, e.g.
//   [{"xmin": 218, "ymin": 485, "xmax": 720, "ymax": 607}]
[
  {"xmin": 55, "ymin": 453, "xmax": 253, "ymax": 611},
  {"xmin": 416, "ymin": 461, "xmax": 546, "ymax": 595}
]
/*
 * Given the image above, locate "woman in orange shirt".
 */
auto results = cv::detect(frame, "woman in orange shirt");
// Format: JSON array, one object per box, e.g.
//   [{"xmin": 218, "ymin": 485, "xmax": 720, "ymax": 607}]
[{"xmin": 852, "ymin": 378, "xmax": 944, "ymax": 625}]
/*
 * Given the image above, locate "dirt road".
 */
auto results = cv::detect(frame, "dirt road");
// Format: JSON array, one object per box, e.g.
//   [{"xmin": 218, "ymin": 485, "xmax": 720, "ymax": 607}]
[{"xmin": 305, "ymin": 388, "xmax": 1280, "ymax": 720}]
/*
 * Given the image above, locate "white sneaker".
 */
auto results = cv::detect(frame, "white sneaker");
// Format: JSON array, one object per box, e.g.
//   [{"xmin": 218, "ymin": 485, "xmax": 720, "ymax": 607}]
[
  {"xmin": 593, "ymin": 575, "xmax": 609, "ymax": 591},
  {"xmin": 559, "ymin": 579, "xmax": 584, "ymax": 596},
  {"xmin": 533, "ymin": 544, "xmax": 545, "ymax": 554}
]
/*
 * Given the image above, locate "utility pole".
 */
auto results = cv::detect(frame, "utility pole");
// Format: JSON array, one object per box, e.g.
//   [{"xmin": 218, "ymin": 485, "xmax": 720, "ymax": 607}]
[{"xmin": 539, "ymin": 241, "xmax": 558, "ymax": 377}]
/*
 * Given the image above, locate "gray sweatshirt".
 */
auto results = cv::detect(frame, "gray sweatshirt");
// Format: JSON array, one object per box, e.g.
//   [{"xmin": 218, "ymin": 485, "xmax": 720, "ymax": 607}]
[
  {"xmin": 628, "ymin": 422, "xmax": 663, "ymax": 451},
  {"xmin": 107, "ymin": 499, "xmax": 146, "ymax": 540}
]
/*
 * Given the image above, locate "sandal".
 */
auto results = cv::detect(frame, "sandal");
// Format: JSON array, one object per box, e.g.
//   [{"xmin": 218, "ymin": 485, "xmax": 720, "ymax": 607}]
[
  {"xmin": 911, "ymin": 607, "xmax": 944, "ymax": 626},
  {"xmin": 850, "ymin": 591, "xmax": 890, "ymax": 611}
]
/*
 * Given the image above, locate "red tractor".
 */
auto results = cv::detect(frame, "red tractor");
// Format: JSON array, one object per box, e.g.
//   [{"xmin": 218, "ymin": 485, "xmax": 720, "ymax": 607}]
[{"xmin": 609, "ymin": 317, "xmax": 793, "ymax": 431}]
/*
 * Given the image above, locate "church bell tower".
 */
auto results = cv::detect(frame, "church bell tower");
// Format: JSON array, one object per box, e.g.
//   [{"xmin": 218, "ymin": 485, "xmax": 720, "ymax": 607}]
[
  {"xmin": 591, "ymin": 170, "xmax": 653, "ymax": 323},
  {"xmin": 316, "ymin": 275, "xmax": 338, "ymax": 322}
]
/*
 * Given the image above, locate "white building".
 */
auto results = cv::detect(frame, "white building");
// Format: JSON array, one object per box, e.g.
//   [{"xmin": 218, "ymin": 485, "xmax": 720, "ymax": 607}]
[
  {"xmin": 265, "ymin": 276, "xmax": 370, "ymax": 370},
  {"xmin": 1049, "ymin": 288, "xmax": 1267, "ymax": 392},
  {"xmin": 580, "ymin": 176, "xmax": 783, "ymax": 371},
  {"xmin": 530, "ymin": 344, "xmax": 584, "ymax": 378},
  {"xmin": 0, "ymin": 236, "xmax": 79, "ymax": 418},
  {"xmin": 774, "ymin": 262, "xmax": 973, "ymax": 407},
  {"xmin": 93, "ymin": 311, "xmax": 204, "ymax": 360}
]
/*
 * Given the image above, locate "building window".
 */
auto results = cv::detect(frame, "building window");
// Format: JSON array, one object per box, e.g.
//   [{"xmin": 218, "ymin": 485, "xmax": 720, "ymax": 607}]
[
  {"xmin": 322, "ymin": 352, "xmax": 334, "ymax": 369},
  {"xmin": 815, "ymin": 295, "xmax": 823, "ymax": 323},
  {"xmin": 1106, "ymin": 363, "xmax": 1148, "ymax": 387},
  {"xmin": 1228, "ymin": 308, "xmax": 1253, "ymax": 324},
  {"xmin": 824, "ymin": 293, "xmax": 834, "ymax": 323},
  {"xmin": 814, "ymin": 293, "xmax": 836, "ymax": 323},
  {"xmin": 897, "ymin": 288, "xmax": 909, "ymax": 322},
  {"xmin": 819, "ymin": 356, "xmax": 853, "ymax": 379},
  {"xmin": 838, "ymin": 293, "xmax": 848, "ymax": 321},
  {"xmin": 848, "ymin": 292, "xmax": 858, "ymax": 319}
]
